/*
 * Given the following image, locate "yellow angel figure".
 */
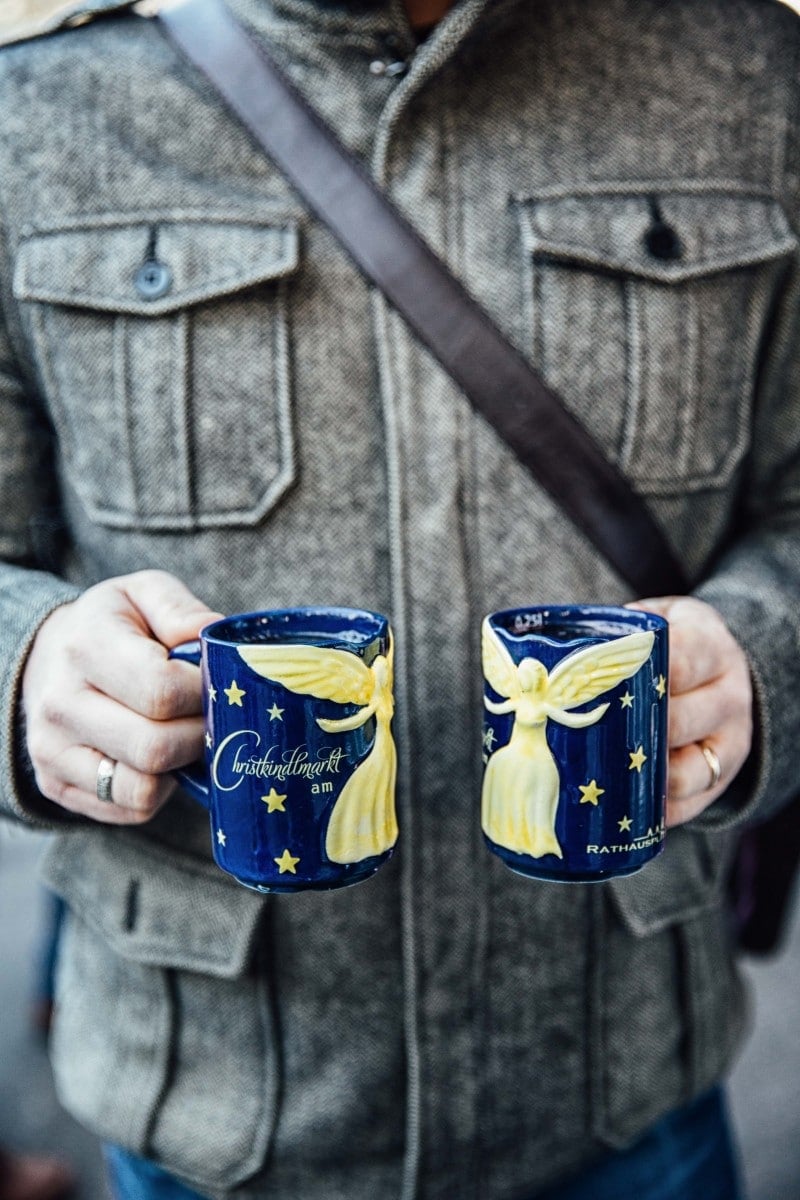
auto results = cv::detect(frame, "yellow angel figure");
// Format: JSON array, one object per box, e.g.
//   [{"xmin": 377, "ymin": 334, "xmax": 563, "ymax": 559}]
[
  {"xmin": 481, "ymin": 620, "xmax": 655, "ymax": 859},
  {"xmin": 237, "ymin": 639, "xmax": 397, "ymax": 864}
]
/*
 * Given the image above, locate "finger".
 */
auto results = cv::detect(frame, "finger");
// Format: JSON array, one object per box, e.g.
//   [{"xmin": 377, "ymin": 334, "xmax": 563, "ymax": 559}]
[
  {"xmin": 668, "ymin": 678, "xmax": 745, "ymax": 749},
  {"xmin": 79, "ymin": 630, "xmax": 205, "ymax": 720},
  {"xmin": 666, "ymin": 788, "xmax": 718, "ymax": 828},
  {"xmin": 665, "ymin": 615, "xmax": 731, "ymax": 695},
  {"xmin": 119, "ymin": 570, "xmax": 223, "ymax": 648},
  {"xmin": 628, "ymin": 597, "xmax": 732, "ymax": 693},
  {"xmin": 666, "ymin": 723, "xmax": 750, "ymax": 826},
  {"xmin": 58, "ymin": 688, "xmax": 205, "ymax": 776},
  {"xmin": 34, "ymin": 745, "xmax": 177, "ymax": 826},
  {"xmin": 669, "ymin": 739, "xmax": 724, "ymax": 804}
]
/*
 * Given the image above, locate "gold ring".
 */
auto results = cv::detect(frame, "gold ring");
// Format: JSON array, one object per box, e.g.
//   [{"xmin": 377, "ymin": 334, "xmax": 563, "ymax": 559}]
[
  {"xmin": 700, "ymin": 742, "xmax": 721, "ymax": 790},
  {"xmin": 96, "ymin": 756, "xmax": 116, "ymax": 803}
]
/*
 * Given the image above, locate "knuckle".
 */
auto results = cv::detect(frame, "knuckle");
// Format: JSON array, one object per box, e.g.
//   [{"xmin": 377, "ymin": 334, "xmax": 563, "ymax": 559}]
[
  {"xmin": 129, "ymin": 773, "xmax": 162, "ymax": 814},
  {"xmin": 83, "ymin": 577, "xmax": 119, "ymax": 608},
  {"xmin": 36, "ymin": 771, "xmax": 67, "ymax": 805},
  {"xmin": 39, "ymin": 694, "xmax": 68, "ymax": 730},
  {"xmin": 130, "ymin": 568, "xmax": 172, "ymax": 587},
  {"xmin": 718, "ymin": 685, "xmax": 742, "ymax": 723},
  {"xmin": 667, "ymin": 659, "xmax": 691, "ymax": 694},
  {"xmin": 143, "ymin": 671, "xmax": 183, "ymax": 721},
  {"xmin": 667, "ymin": 755, "xmax": 694, "ymax": 801},
  {"xmin": 64, "ymin": 637, "xmax": 86, "ymax": 671},
  {"xmin": 716, "ymin": 673, "xmax": 750, "ymax": 724},
  {"xmin": 126, "ymin": 805, "xmax": 161, "ymax": 826},
  {"xmin": 25, "ymin": 728, "xmax": 51, "ymax": 769},
  {"xmin": 133, "ymin": 729, "xmax": 173, "ymax": 775},
  {"xmin": 127, "ymin": 569, "xmax": 181, "ymax": 604},
  {"xmin": 668, "ymin": 705, "xmax": 690, "ymax": 747},
  {"xmin": 669, "ymin": 596, "xmax": 705, "ymax": 628}
]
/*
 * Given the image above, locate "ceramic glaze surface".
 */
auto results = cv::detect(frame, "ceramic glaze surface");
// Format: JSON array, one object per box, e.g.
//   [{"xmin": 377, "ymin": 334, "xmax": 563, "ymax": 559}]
[
  {"xmin": 481, "ymin": 605, "xmax": 669, "ymax": 883},
  {"xmin": 172, "ymin": 607, "xmax": 396, "ymax": 892}
]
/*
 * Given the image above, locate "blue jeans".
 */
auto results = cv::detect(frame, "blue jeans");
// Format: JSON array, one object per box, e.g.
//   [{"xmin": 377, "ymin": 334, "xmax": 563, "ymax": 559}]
[
  {"xmin": 106, "ymin": 1087, "xmax": 743, "ymax": 1200},
  {"xmin": 104, "ymin": 1146, "xmax": 209, "ymax": 1200},
  {"xmin": 532, "ymin": 1087, "xmax": 743, "ymax": 1200}
]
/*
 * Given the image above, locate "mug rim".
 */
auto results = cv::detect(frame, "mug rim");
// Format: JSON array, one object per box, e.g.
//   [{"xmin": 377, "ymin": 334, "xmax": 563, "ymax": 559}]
[
  {"xmin": 200, "ymin": 605, "xmax": 391, "ymax": 647},
  {"xmin": 485, "ymin": 603, "xmax": 668, "ymax": 644}
]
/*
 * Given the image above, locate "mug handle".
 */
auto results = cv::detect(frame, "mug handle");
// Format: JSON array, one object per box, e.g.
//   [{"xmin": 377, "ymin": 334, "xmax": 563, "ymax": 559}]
[{"xmin": 168, "ymin": 640, "xmax": 211, "ymax": 811}]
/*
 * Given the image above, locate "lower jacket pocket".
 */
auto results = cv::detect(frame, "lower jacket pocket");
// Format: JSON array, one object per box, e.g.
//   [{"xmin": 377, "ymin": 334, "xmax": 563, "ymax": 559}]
[
  {"xmin": 589, "ymin": 828, "xmax": 746, "ymax": 1149},
  {"xmin": 43, "ymin": 830, "xmax": 278, "ymax": 1190}
]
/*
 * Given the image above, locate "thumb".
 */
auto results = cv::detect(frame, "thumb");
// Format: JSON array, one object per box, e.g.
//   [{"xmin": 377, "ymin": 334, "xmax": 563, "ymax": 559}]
[
  {"xmin": 625, "ymin": 596, "xmax": 682, "ymax": 619},
  {"xmin": 119, "ymin": 569, "xmax": 224, "ymax": 648}
]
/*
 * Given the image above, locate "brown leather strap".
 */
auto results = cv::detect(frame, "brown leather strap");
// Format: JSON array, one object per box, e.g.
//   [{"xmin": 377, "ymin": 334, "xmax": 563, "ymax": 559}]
[{"xmin": 154, "ymin": 0, "xmax": 690, "ymax": 596}]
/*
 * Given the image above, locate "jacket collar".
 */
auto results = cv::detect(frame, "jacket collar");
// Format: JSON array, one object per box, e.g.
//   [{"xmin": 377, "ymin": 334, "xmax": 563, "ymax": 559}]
[{"xmin": 2, "ymin": 0, "xmax": 798, "ymax": 55}]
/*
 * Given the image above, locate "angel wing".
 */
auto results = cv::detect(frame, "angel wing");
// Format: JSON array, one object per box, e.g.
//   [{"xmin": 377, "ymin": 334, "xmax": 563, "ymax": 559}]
[
  {"xmin": 237, "ymin": 643, "xmax": 375, "ymax": 706},
  {"xmin": 545, "ymin": 630, "xmax": 655, "ymax": 713},
  {"xmin": 481, "ymin": 619, "xmax": 522, "ymax": 701}
]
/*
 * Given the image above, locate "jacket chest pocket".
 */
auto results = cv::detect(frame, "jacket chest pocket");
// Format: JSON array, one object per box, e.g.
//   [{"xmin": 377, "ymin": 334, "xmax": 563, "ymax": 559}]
[
  {"xmin": 517, "ymin": 191, "xmax": 797, "ymax": 495},
  {"xmin": 13, "ymin": 218, "xmax": 299, "ymax": 530}
]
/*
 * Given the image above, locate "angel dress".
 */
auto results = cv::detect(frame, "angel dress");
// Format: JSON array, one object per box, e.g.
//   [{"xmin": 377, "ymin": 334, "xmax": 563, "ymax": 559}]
[
  {"xmin": 482, "ymin": 695, "xmax": 563, "ymax": 859},
  {"xmin": 323, "ymin": 706, "xmax": 397, "ymax": 863}
]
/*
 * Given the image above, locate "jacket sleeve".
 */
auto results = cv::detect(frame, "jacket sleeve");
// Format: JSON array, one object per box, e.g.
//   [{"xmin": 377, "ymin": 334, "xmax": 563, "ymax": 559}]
[
  {"xmin": 0, "ymin": 219, "xmax": 82, "ymax": 826},
  {"xmin": 693, "ymin": 188, "xmax": 800, "ymax": 831}
]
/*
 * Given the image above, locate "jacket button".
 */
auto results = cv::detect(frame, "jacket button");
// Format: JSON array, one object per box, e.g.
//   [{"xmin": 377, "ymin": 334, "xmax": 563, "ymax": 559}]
[
  {"xmin": 369, "ymin": 57, "xmax": 407, "ymax": 77},
  {"xmin": 644, "ymin": 220, "xmax": 682, "ymax": 261},
  {"xmin": 134, "ymin": 260, "xmax": 172, "ymax": 300}
]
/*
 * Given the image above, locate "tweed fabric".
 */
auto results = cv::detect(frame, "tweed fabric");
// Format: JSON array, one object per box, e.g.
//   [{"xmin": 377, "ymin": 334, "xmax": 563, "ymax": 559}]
[{"xmin": 0, "ymin": 1, "xmax": 798, "ymax": 1196}]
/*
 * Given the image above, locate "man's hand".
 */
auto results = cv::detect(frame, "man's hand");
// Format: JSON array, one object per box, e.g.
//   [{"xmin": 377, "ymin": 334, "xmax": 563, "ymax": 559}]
[
  {"xmin": 22, "ymin": 570, "xmax": 223, "ymax": 825},
  {"xmin": 628, "ymin": 596, "xmax": 753, "ymax": 826}
]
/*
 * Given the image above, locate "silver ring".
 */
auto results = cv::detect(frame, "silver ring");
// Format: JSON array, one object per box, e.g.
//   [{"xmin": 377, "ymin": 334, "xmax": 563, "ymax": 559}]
[
  {"xmin": 700, "ymin": 742, "xmax": 721, "ymax": 790},
  {"xmin": 96, "ymin": 756, "xmax": 116, "ymax": 803}
]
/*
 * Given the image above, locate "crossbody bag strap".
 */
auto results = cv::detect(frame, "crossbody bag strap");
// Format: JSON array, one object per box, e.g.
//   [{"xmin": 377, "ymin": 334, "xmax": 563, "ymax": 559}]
[{"xmin": 148, "ymin": 0, "xmax": 690, "ymax": 597}]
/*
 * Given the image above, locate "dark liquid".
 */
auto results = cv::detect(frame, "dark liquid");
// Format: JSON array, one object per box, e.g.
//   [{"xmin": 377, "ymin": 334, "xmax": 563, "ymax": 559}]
[
  {"xmin": 499, "ymin": 618, "xmax": 634, "ymax": 643},
  {"xmin": 217, "ymin": 617, "xmax": 384, "ymax": 659}
]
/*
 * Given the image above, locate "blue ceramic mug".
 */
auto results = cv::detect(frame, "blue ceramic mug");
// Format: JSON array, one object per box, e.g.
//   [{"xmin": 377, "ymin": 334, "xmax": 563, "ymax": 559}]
[
  {"xmin": 481, "ymin": 605, "xmax": 669, "ymax": 883},
  {"xmin": 170, "ymin": 606, "xmax": 397, "ymax": 893}
]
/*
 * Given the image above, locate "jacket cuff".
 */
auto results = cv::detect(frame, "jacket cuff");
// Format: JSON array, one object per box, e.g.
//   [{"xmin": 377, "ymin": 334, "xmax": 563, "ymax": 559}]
[
  {"xmin": 0, "ymin": 565, "xmax": 83, "ymax": 827},
  {"xmin": 692, "ymin": 562, "xmax": 794, "ymax": 832}
]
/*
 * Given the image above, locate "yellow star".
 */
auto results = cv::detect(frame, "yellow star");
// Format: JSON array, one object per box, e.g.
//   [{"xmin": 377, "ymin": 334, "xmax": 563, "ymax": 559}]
[
  {"xmin": 267, "ymin": 702, "xmax": 284, "ymax": 721},
  {"xmin": 629, "ymin": 745, "xmax": 648, "ymax": 773},
  {"xmin": 620, "ymin": 691, "xmax": 634, "ymax": 709},
  {"xmin": 261, "ymin": 788, "xmax": 287, "ymax": 813},
  {"xmin": 655, "ymin": 675, "xmax": 667, "ymax": 699},
  {"xmin": 579, "ymin": 779, "xmax": 605, "ymax": 806},
  {"xmin": 208, "ymin": 683, "xmax": 217, "ymax": 703},
  {"xmin": 618, "ymin": 815, "xmax": 633, "ymax": 832},
  {"xmin": 274, "ymin": 848, "xmax": 300, "ymax": 875},
  {"xmin": 223, "ymin": 679, "xmax": 246, "ymax": 706}
]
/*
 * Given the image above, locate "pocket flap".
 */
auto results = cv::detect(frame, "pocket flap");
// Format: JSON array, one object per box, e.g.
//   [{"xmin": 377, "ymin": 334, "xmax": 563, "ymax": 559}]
[
  {"xmin": 40, "ymin": 829, "xmax": 267, "ymax": 976},
  {"xmin": 13, "ymin": 217, "xmax": 299, "ymax": 316},
  {"xmin": 518, "ymin": 191, "xmax": 797, "ymax": 283},
  {"xmin": 608, "ymin": 826, "xmax": 733, "ymax": 935}
]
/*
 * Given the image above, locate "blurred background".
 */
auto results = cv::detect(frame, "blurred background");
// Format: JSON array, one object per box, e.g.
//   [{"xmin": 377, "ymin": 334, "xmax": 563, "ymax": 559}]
[{"xmin": 1, "ymin": 821, "xmax": 799, "ymax": 1200}]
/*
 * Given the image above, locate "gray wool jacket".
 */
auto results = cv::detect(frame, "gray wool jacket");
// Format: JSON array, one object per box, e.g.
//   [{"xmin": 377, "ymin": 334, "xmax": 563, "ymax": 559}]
[{"xmin": 1, "ymin": 0, "xmax": 799, "ymax": 1196}]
